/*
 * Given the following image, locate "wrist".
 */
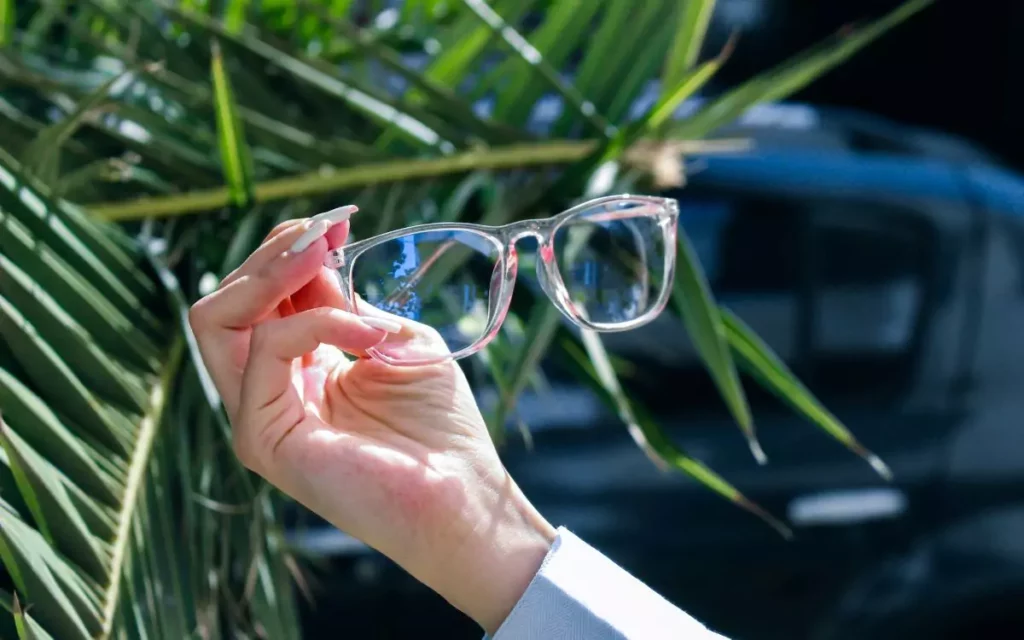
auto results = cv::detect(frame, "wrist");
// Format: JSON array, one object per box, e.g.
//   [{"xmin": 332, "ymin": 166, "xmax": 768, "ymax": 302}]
[{"xmin": 425, "ymin": 466, "xmax": 556, "ymax": 634}]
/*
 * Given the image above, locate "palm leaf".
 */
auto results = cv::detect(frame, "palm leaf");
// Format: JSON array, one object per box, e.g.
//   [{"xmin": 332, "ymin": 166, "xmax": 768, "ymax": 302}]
[
  {"xmin": 210, "ymin": 39, "xmax": 256, "ymax": 209},
  {"xmin": 559, "ymin": 335, "xmax": 791, "ymax": 538},
  {"xmin": 6, "ymin": 590, "xmax": 55, "ymax": 640},
  {"xmin": 0, "ymin": 154, "xmax": 301, "ymax": 639},
  {"xmin": 663, "ymin": 0, "xmax": 717, "ymax": 87},
  {"xmin": 0, "ymin": 0, "xmax": 13, "ymax": 48},
  {"xmin": 20, "ymin": 60, "xmax": 159, "ymax": 189},
  {"xmin": 459, "ymin": 0, "xmax": 610, "ymax": 136},
  {"xmin": 672, "ymin": 225, "xmax": 763, "ymax": 462},
  {"xmin": 721, "ymin": 308, "xmax": 892, "ymax": 479},
  {"xmin": 669, "ymin": 0, "xmax": 934, "ymax": 139}
]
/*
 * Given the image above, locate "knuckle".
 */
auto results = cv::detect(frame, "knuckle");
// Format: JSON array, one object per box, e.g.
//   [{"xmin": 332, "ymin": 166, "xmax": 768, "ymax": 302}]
[
  {"xmin": 418, "ymin": 323, "xmax": 446, "ymax": 345},
  {"xmin": 231, "ymin": 432, "xmax": 259, "ymax": 470},
  {"xmin": 229, "ymin": 408, "xmax": 263, "ymax": 472},
  {"xmin": 187, "ymin": 298, "xmax": 211, "ymax": 332},
  {"xmin": 248, "ymin": 321, "xmax": 276, "ymax": 352},
  {"xmin": 309, "ymin": 306, "xmax": 341, "ymax": 323},
  {"xmin": 267, "ymin": 219, "xmax": 303, "ymax": 242}
]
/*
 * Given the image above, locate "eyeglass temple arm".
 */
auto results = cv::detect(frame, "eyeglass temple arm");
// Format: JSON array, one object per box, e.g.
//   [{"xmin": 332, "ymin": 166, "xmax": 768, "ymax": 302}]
[{"xmin": 581, "ymin": 203, "xmax": 668, "ymax": 223}]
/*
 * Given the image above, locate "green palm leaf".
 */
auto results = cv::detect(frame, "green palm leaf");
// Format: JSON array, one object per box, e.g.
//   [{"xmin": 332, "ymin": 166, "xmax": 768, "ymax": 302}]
[
  {"xmin": 721, "ymin": 308, "xmax": 892, "ymax": 479},
  {"xmin": 211, "ymin": 39, "xmax": 256, "ymax": 210},
  {"xmin": 663, "ymin": 0, "xmax": 717, "ymax": 86},
  {"xmin": 0, "ymin": 0, "xmax": 13, "ymax": 48},
  {"xmin": 569, "ymin": 328, "xmax": 790, "ymax": 537},
  {"xmin": 673, "ymin": 221, "xmax": 763, "ymax": 462},
  {"xmin": 669, "ymin": 0, "xmax": 934, "ymax": 139},
  {"xmin": 0, "ymin": 154, "xmax": 300, "ymax": 639}
]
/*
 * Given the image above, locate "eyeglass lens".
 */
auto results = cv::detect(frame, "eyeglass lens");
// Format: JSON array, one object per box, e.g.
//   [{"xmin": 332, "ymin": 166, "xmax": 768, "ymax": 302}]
[
  {"xmin": 553, "ymin": 201, "xmax": 667, "ymax": 325},
  {"xmin": 348, "ymin": 200, "xmax": 668, "ymax": 360},
  {"xmin": 351, "ymin": 229, "xmax": 501, "ymax": 360}
]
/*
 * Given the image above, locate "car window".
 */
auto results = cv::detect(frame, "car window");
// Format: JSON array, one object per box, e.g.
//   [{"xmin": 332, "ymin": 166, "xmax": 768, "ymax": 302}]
[{"xmin": 804, "ymin": 199, "xmax": 934, "ymax": 401}]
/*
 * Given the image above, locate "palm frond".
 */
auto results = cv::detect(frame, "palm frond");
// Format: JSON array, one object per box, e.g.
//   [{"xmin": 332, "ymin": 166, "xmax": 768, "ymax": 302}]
[{"xmin": 0, "ymin": 156, "xmax": 300, "ymax": 639}]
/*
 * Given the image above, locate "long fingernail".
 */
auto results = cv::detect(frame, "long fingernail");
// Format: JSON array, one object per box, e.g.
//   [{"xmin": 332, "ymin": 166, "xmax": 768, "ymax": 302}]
[
  {"xmin": 361, "ymin": 317, "xmax": 403, "ymax": 333},
  {"xmin": 289, "ymin": 219, "xmax": 330, "ymax": 253},
  {"xmin": 312, "ymin": 204, "xmax": 358, "ymax": 226},
  {"xmin": 289, "ymin": 205, "xmax": 359, "ymax": 253}
]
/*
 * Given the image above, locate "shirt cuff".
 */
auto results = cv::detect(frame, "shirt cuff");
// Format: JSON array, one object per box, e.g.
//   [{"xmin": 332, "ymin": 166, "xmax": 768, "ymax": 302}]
[{"xmin": 488, "ymin": 527, "xmax": 728, "ymax": 639}]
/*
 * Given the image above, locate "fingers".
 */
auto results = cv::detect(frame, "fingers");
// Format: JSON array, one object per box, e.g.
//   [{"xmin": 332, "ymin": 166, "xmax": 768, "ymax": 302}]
[
  {"xmin": 221, "ymin": 205, "xmax": 356, "ymax": 290},
  {"xmin": 234, "ymin": 308, "xmax": 394, "ymax": 467},
  {"xmin": 191, "ymin": 206, "xmax": 356, "ymax": 328},
  {"xmin": 291, "ymin": 205, "xmax": 357, "ymax": 252},
  {"xmin": 192, "ymin": 234, "xmax": 330, "ymax": 330},
  {"xmin": 219, "ymin": 219, "xmax": 303, "ymax": 289},
  {"xmin": 290, "ymin": 261, "xmax": 350, "ymax": 315},
  {"xmin": 242, "ymin": 307, "xmax": 391, "ymax": 401}
]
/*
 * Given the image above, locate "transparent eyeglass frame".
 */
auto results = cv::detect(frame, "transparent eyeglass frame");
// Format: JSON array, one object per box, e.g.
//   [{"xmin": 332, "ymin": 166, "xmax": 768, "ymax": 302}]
[{"xmin": 323, "ymin": 194, "xmax": 680, "ymax": 365}]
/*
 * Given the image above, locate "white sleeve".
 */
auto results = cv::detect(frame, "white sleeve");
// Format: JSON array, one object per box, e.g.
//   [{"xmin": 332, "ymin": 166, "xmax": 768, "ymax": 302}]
[{"xmin": 489, "ymin": 527, "xmax": 728, "ymax": 640}]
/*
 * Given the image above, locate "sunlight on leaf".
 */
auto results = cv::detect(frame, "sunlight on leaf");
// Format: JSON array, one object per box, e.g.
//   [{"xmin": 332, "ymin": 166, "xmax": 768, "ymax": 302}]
[
  {"xmin": 460, "ymin": 0, "xmax": 610, "ymax": 136},
  {"xmin": 669, "ymin": 0, "xmax": 933, "ymax": 139},
  {"xmin": 721, "ymin": 308, "xmax": 892, "ymax": 480},
  {"xmin": 663, "ymin": 0, "xmax": 717, "ymax": 87},
  {"xmin": 210, "ymin": 39, "xmax": 255, "ymax": 210},
  {"xmin": 560, "ymin": 337, "xmax": 792, "ymax": 539},
  {"xmin": 0, "ymin": 0, "xmax": 13, "ymax": 48},
  {"xmin": 225, "ymin": 0, "xmax": 251, "ymax": 33},
  {"xmin": 21, "ymin": 59, "xmax": 162, "ymax": 189},
  {"xmin": 673, "ymin": 227, "xmax": 763, "ymax": 463}
]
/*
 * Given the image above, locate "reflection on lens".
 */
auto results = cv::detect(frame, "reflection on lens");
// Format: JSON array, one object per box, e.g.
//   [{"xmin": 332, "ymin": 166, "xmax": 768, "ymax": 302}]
[
  {"xmin": 351, "ymin": 229, "xmax": 501, "ymax": 360},
  {"xmin": 553, "ymin": 201, "xmax": 667, "ymax": 325}
]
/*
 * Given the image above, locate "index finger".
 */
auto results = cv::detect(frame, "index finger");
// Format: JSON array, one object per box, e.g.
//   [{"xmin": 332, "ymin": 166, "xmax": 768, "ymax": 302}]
[{"xmin": 221, "ymin": 205, "xmax": 356, "ymax": 290}]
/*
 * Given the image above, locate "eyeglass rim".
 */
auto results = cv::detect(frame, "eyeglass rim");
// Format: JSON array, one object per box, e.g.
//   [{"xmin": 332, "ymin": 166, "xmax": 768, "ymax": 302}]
[
  {"xmin": 325, "ymin": 194, "xmax": 678, "ymax": 265},
  {"xmin": 326, "ymin": 193, "xmax": 679, "ymax": 365}
]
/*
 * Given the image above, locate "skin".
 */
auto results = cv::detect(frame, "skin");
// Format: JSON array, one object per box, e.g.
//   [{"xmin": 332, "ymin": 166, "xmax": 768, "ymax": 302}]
[{"xmin": 188, "ymin": 213, "xmax": 556, "ymax": 634}]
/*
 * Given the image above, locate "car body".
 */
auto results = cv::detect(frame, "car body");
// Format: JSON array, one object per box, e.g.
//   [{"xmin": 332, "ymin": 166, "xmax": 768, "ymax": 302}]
[{"xmin": 292, "ymin": 105, "xmax": 1024, "ymax": 639}]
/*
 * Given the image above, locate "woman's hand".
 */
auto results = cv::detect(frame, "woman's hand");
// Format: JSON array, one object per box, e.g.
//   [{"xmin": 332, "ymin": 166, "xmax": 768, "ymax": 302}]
[{"xmin": 188, "ymin": 209, "xmax": 555, "ymax": 634}]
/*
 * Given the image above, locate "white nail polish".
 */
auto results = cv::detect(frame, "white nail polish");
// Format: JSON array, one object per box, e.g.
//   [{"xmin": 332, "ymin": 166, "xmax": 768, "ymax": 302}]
[
  {"xmin": 289, "ymin": 219, "xmax": 330, "ymax": 253},
  {"xmin": 361, "ymin": 317, "xmax": 403, "ymax": 333},
  {"xmin": 288, "ymin": 205, "xmax": 359, "ymax": 253},
  {"xmin": 311, "ymin": 204, "xmax": 358, "ymax": 226}
]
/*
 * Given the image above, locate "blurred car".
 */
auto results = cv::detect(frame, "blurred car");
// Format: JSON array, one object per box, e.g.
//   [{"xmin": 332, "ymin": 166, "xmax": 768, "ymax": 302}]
[{"xmin": 291, "ymin": 104, "xmax": 1024, "ymax": 640}]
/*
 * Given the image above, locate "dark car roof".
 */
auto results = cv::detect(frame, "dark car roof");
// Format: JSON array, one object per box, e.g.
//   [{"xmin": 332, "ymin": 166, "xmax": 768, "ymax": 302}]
[{"xmin": 687, "ymin": 149, "xmax": 1024, "ymax": 219}]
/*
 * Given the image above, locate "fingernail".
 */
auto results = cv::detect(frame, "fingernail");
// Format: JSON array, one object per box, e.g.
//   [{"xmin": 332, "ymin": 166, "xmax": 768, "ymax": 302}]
[
  {"xmin": 361, "ymin": 317, "xmax": 403, "ymax": 333},
  {"xmin": 288, "ymin": 205, "xmax": 359, "ymax": 253},
  {"xmin": 312, "ymin": 204, "xmax": 358, "ymax": 226},
  {"xmin": 289, "ymin": 219, "xmax": 330, "ymax": 253}
]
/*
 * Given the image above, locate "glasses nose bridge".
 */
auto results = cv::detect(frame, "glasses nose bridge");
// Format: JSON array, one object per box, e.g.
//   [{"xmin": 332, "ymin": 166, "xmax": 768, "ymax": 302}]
[{"xmin": 505, "ymin": 219, "xmax": 550, "ymax": 247}]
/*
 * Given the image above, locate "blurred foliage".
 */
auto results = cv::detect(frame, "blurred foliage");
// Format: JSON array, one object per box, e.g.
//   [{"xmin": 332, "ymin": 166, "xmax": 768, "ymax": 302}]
[{"xmin": 0, "ymin": 0, "xmax": 929, "ymax": 637}]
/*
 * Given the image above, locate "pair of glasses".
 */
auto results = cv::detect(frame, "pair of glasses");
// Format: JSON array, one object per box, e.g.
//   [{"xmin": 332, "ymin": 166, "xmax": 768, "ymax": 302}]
[{"xmin": 324, "ymin": 194, "xmax": 679, "ymax": 366}]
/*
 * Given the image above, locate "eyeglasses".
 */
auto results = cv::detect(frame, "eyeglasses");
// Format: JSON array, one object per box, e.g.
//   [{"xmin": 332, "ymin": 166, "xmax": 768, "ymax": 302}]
[{"xmin": 324, "ymin": 194, "xmax": 679, "ymax": 366}]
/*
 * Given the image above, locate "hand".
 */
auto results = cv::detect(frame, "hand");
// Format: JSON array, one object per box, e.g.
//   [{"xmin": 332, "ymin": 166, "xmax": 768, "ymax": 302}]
[{"xmin": 188, "ymin": 209, "xmax": 556, "ymax": 634}]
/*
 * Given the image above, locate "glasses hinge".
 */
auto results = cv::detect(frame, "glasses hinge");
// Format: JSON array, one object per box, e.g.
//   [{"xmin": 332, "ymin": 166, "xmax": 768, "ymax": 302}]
[{"xmin": 324, "ymin": 250, "xmax": 346, "ymax": 269}]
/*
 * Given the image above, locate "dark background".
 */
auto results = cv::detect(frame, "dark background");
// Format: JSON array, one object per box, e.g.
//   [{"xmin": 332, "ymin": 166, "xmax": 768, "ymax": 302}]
[{"xmin": 709, "ymin": 0, "xmax": 1022, "ymax": 170}]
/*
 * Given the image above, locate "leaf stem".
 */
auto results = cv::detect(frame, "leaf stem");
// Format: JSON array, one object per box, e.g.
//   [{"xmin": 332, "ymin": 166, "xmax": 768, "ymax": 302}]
[
  {"xmin": 87, "ymin": 138, "xmax": 750, "ymax": 221},
  {"xmin": 99, "ymin": 336, "xmax": 183, "ymax": 638}
]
